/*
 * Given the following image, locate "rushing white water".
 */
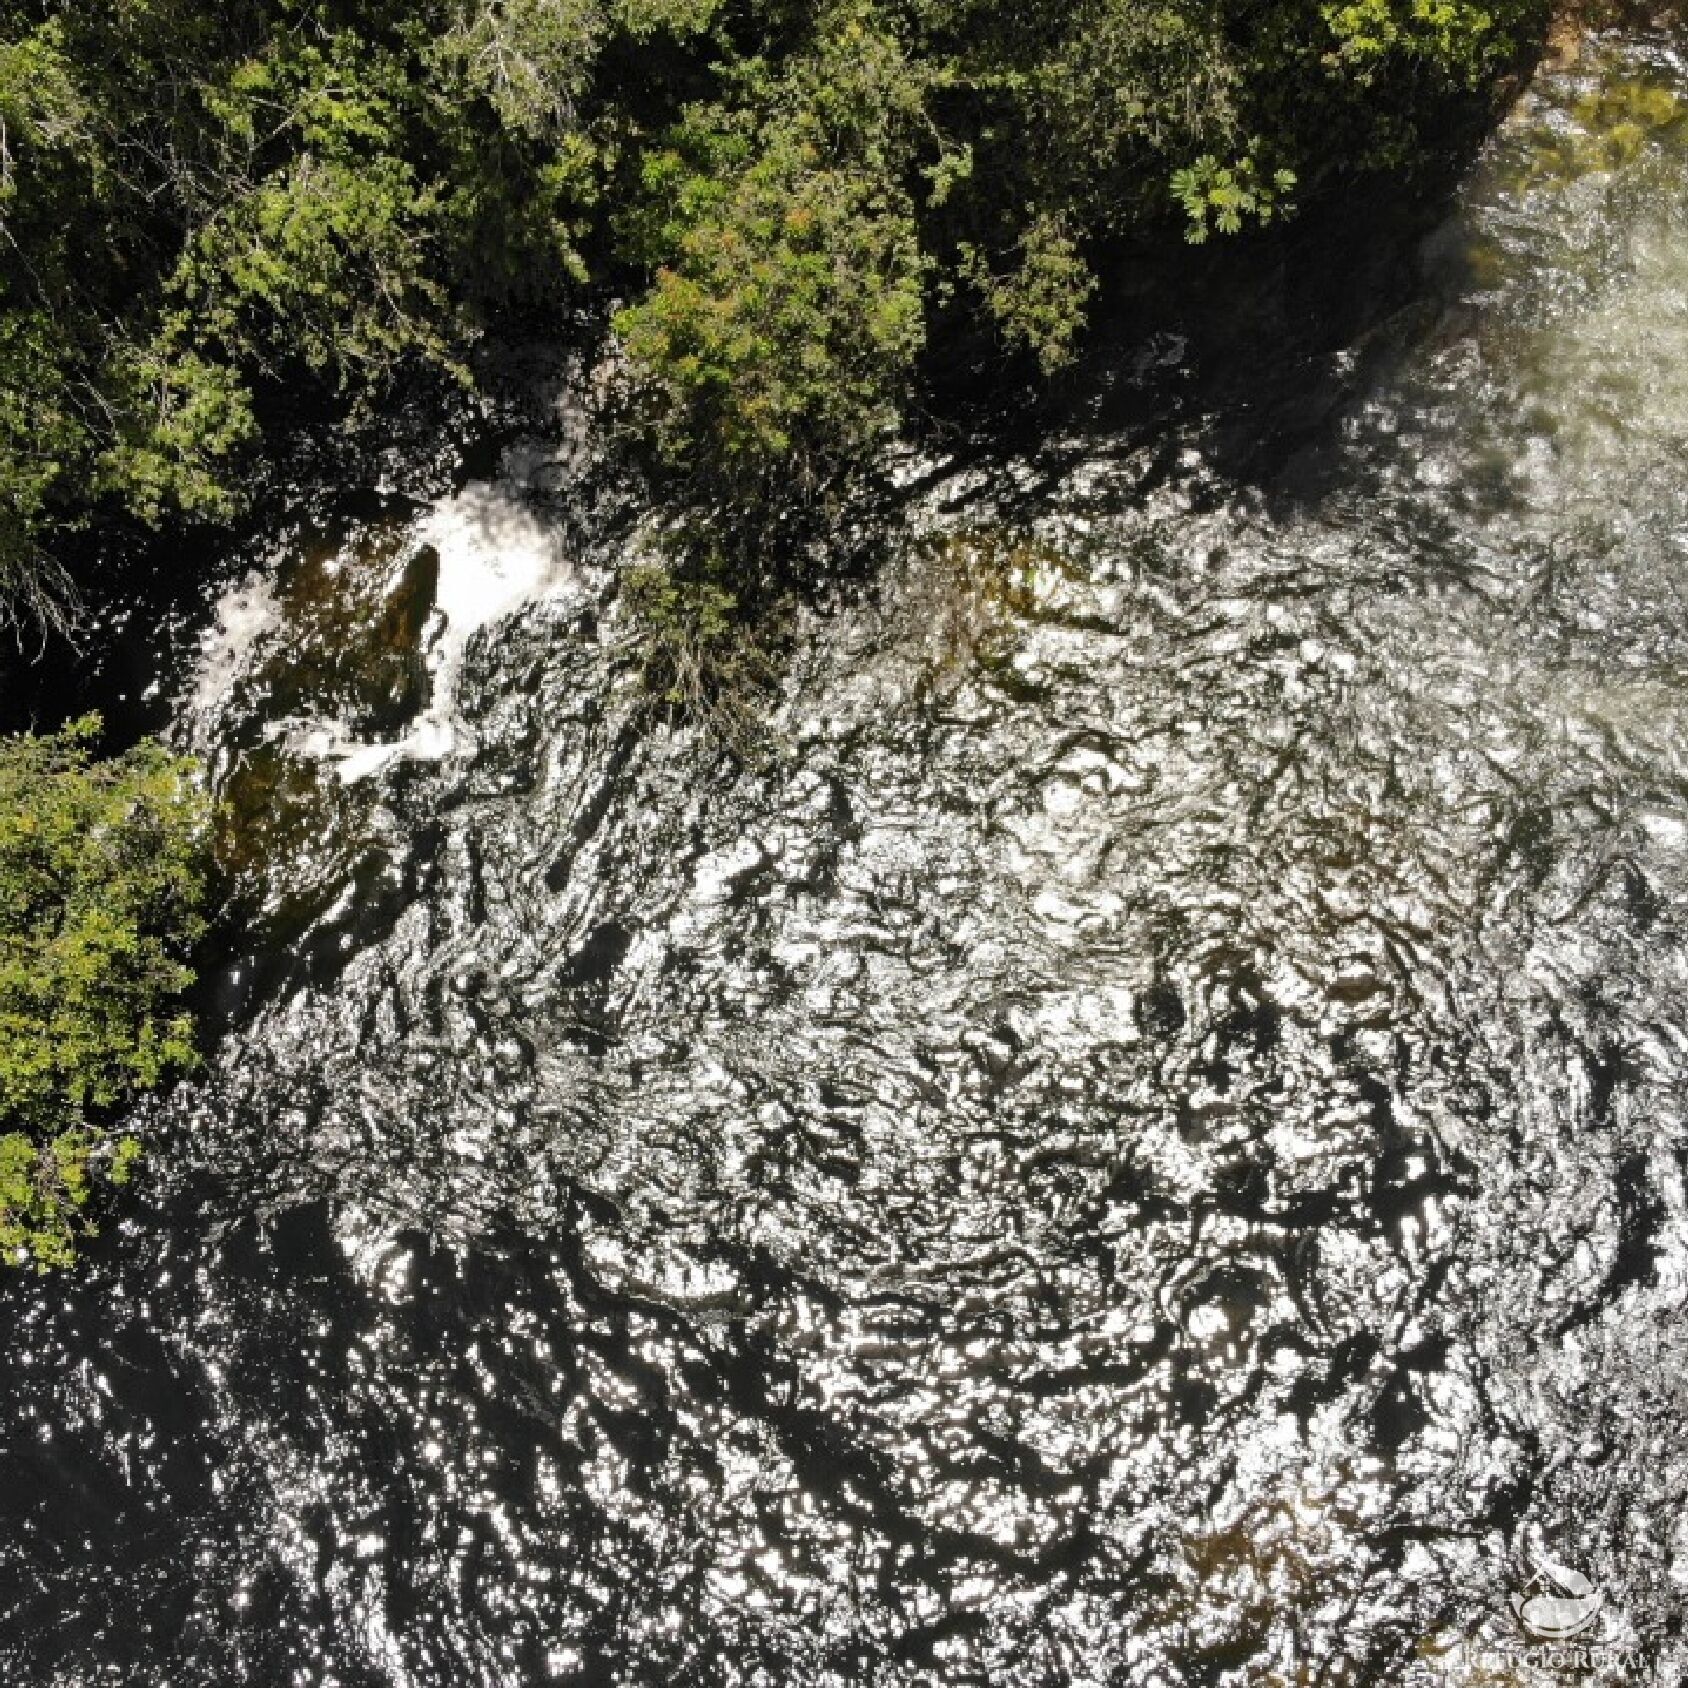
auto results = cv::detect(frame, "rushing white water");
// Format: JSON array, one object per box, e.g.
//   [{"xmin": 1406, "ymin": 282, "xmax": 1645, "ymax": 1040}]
[{"xmin": 189, "ymin": 462, "xmax": 580, "ymax": 787}]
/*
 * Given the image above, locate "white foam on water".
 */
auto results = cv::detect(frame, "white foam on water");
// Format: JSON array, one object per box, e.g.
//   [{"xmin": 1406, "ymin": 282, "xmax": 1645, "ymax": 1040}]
[
  {"xmin": 189, "ymin": 567, "xmax": 284, "ymax": 723},
  {"xmin": 191, "ymin": 477, "xmax": 574, "ymax": 780},
  {"xmin": 318, "ymin": 479, "xmax": 573, "ymax": 779},
  {"xmin": 419, "ymin": 478, "xmax": 571, "ymax": 644}
]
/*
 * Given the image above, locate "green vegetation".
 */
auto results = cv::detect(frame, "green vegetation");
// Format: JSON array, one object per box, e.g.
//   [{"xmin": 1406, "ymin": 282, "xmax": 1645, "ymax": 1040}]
[
  {"xmin": 0, "ymin": 720, "xmax": 208, "ymax": 1269},
  {"xmin": 0, "ymin": 0, "xmax": 1549, "ymax": 617},
  {"xmin": 0, "ymin": 0, "xmax": 1552, "ymax": 1265}
]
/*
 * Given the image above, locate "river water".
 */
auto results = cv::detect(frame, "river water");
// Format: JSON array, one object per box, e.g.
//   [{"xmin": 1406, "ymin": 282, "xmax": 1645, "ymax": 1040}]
[{"xmin": 6, "ymin": 31, "xmax": 1688, "ymax": 1688}]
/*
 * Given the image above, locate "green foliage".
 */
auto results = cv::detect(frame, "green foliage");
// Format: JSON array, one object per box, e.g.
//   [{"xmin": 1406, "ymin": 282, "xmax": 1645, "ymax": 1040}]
[
  {"xmin": 172, "ymin": 37, "xmax": 460, "ymax": 392},
  {"xmin": 435, "ymin": 0, "xmax": 605, "ymax": 140},
  {"xmin": 961, "ymin": 213, "xmax": 1096, "ymax": 372},
  {"xmin": 1323, "ymin": 0, "xmax": 1524, "ymax": 83},
  {"xmin": 0, "ymin": 0, "xmax": 607, "ymax": 615},
  {"xmin": 615, "ymin": 8, "xmax": 934, "ymax": 500},
  {"xmin": 1172, "ymin": 155, "xmax": 1299, "ymax": 244},
  {"xmin": 609, "ymin": 0, "xmax": 1544, "ymax": 500},
  {"xmin": 624, "ymin": 558, "xmax": 742, "ymax": 697},
  {"xmin": 1020, "ymin": 0, "xmax": 1249, "ymax": 228},
  {"xmin": 0, "ymin": 312, "xmax": 93, "ymax": 599},
  {"xmin": 0, "ymin": 719, "xmax": 208, "ymax": 1270},
  {"xmin": 0, "ymin": 0, "xmax": 1551, "ymax": 618},
  {"xmin": 0, "ymin": 25, "xmax": 93, "ymax": 197},
  {"xmin": 98, "ymin": 345, "xmax": 258, "ymax": 523},
  {"xmin": 615, "ymin": 131, "xmax": 927, "ymax": 495},
  {"xmin": 621, "ymin": 554, "xmax": 777, "ymax": 751}
]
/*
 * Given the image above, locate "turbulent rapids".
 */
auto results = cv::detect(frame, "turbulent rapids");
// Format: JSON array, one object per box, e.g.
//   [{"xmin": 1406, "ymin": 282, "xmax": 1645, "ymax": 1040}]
[{"xmin": 8, "ymin": 32, "xmax": 1688, "ymax": 1688}]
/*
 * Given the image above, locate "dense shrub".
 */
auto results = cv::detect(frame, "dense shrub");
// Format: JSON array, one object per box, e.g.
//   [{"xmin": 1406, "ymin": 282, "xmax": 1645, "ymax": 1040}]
[
  {"xmin": 0, "ymin": 0, "xmax": 1550, "ymax": 607},
  {"xmin": 0, "ymin": 720, "xmax": 208, "ymax": 1269}
]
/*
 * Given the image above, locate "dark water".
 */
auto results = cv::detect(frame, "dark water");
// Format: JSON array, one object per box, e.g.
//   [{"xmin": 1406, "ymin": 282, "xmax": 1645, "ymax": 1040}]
[{"xmin": 7, "ymin": 35, "xmax": 1688, "ymax": 1688}]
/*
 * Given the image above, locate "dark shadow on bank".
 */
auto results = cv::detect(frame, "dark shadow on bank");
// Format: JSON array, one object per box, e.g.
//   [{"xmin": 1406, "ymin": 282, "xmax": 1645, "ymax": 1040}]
[{"xmin": 898, "ymin": 169, "xmax": 1489, "ymax": 533}]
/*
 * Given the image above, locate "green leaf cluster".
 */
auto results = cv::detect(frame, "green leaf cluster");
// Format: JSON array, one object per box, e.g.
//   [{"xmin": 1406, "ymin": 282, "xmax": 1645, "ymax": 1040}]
[
  {"xmin": 1172, "ymin": 155, "xmax": 1299, "ymax": 244},
  {"xmin": 613, "ymin": 16, "xmax": 931, "ymax": 502},
  {"xmin": 0, "ymin": 719, "xmax": 208, "ymax": 1270},
  {"xmin": 0, "ymin": 0, "xmax": 1552, "ymax": 614}
]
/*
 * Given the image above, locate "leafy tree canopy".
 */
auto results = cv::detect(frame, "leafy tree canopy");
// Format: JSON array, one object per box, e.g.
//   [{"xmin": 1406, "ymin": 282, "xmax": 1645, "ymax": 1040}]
[
  {"xmin": 0, "ymin": 719, "xmax": 208, "ymax": 1270},
  {"xmin": 0, "ymin": 0, "xmax": 1549, "ymax": 597}
]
